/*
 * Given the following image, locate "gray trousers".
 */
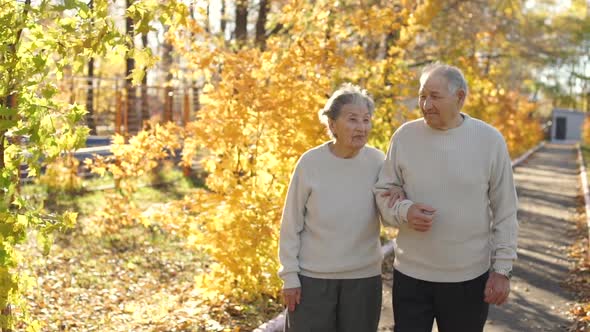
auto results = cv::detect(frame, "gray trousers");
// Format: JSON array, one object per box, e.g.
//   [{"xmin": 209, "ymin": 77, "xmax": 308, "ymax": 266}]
[{"xmin": 285, "ymin": 275, "xmax": 382, "ymax": 332}]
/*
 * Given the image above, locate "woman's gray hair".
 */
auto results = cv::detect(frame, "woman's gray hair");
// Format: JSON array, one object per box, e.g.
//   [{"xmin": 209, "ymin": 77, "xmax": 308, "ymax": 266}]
[
  {"xmin": 318, "ymin": 83, "xmax": 375, "ymax": 138},
  {"xmin": 420, "ymin": 63, "xmax": 468, "ymax": 96}
]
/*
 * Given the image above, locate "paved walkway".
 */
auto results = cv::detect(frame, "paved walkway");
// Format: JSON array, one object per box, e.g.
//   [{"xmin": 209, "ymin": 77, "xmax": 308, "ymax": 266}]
[{"xmin": 379, "ymin": 143, "xmax": 579, "ymax": 331}]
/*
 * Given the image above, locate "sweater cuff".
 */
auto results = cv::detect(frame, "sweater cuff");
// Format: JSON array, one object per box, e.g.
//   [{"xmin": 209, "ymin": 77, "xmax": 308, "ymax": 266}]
[
  {"xmin": 398, "ymin": 199, "xmax": 413, "ymax": 223},
  {"xmin": 282, "ymin": 273, "xmax": 301, "ymax": 289},
  {"xmin": 492, "ymin": 259, "xmax": 514, "ymax": 272}
]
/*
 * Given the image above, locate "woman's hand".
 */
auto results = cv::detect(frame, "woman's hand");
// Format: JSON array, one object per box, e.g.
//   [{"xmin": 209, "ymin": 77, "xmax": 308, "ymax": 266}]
[
  {"xmin": 283, "ymin": 287, "xmax": 301, "ymax": 312},
  {"xmin": 380, "ymin": 186, "xmax": 406, "ymax": 208}
]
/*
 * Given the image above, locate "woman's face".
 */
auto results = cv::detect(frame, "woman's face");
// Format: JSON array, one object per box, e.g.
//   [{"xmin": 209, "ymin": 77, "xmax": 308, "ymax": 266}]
[{"xmin": 329, "ymin": 104, "xmax": 372, "ymax": 151}]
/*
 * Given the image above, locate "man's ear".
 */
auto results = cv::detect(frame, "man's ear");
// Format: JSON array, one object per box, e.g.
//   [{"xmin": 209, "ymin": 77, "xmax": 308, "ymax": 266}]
[{"xmin": 457, "ymin": 89, "xmax": 466, "ymax": 106}]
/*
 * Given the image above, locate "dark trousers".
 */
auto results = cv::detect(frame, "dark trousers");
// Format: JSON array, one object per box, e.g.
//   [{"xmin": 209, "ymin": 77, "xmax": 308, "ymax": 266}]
[
  {"xmin": 285, "ymin": 275, "xmax": 382, "ymax": 332},
  {"xmin": 392, "ymin": 270, "xmax": 489, "ymax": 332}
]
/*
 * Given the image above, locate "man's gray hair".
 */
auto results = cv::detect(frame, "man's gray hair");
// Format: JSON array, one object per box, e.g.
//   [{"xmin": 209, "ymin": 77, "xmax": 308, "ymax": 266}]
[
  {"xmin": 420, "ymin": 63, "xmax": 468, "ymax": 95},
  {"xmin": 319, "ymin": 83, "xmax": 375, "ymax": 138}
]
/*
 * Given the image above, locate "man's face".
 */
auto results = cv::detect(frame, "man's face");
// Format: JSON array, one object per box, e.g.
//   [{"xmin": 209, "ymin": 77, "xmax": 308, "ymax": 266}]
[{"xmin": 418, "ymin": 73, "xmax": 464, "ymax": 130}]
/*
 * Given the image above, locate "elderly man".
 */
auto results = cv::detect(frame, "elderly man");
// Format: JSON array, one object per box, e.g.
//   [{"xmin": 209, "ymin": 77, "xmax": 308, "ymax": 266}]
[{"xmin": 375, "ymin": 63, "xmax": 518, "ymax": 332}]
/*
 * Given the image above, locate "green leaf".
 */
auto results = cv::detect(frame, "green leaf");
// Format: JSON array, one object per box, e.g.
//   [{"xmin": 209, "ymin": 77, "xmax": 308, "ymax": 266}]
[
  {"xmin": 0, "ymin": 216, "xmax": 15, "ymax": 237},
  {"xmin": 27, "ymin": 167, "xmax": 37, "ymax": 178},
  {"xmin": 16, "ymin": 214, "xmax": 28, "ymax": 231},
  {"xmin": 41, "ymin": 85, "xmax": 58, "ymax": 99},
  {"xmin": 26, "ymin": 320, "xmax": 42, "ymax": 332},
  {"xmin": 36, "ymin": 232, "xmax": 53, "ymax": 256},
  {"xmin": 135, "ymin": 19, "xmax": 153, "ymax": 35},
  {"xmin": 0, "ymin": 246, "xmax": 10, "ymax": 266},
  {"xmin": 59, "ymin": 17, "xmax": 77, "ymax": 33},
  {"xmin": 64, "ymin": 0, "xmax": 78, "ymax": 10},
  {"xmin": 60, "ymin": 211, "xmax": 78, "ymax": 230},
  {"xmin": 32, "ymin": 55, "xmax": 47, "ymax": 70},
  {"xmin": 0, "ymin": 105, "xmax": 18, "ymax": 131}
]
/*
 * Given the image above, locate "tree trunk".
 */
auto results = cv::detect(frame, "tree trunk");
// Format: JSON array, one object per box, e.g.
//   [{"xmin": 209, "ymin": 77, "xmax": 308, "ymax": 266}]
[
  {"xmin": 324, "ymin": 9, "xmax": 334, "ymax": 43},
  {"xmin": 141, "ymin": 32, "xmax": 149, "ymax": 127},
  {"xmin": 204, "ymin": 1, "xmax": 211, "ymax": 33},
  {"xmin": 221, "ymin": 0, "xmax": 227, "ymax": 39},
  {"xmin": 86, "ymin": 58, "xmax": 96, "ymax": 135},
  {"xmin": 255, "ymin": 0, "xmax": 268, "ymax": 49},
  {"xmin": 1, "ymin": 18, "xmax": 25, "ymax": 332},
  {"xmin": 190, "ymin": 6, "xmax": 201, "ymax": 116},
  {"xmin": 86, "ymin": 0, "xmax": 96, "ymax": 135},
  {"xmin": 323, "ymin": 9, "xmax": 334, "ymax": 62},
  {"xmin": 1, "ymin": 304, "xmax": 11, "ymax": 332},
  {"xmin": 235, "ymin": 0, "xmax": 248, "ymax": 43},
  {"xmin": 162, "ymin": 34, "xmax": 174, "ymax": 123},
  {"xmin": 0, "ymin": 95, "xmax": 12, "ymax": 170},
  {"xmin": 193, "ymin": 84, "xmax": 201, "ymax": 114},
  {"xmin": 126, "ymin": 0, "xmax": 138, "ymax": 135},
  {"xmin": 0, "ymin": 68, "xmax": 18, "ymax": 332},
  {"xmin": 570, "ymin": 62, "xmax": 577, "ymax": 110},
  {"xmin": 383, "ymin": 30, "xmax": 400, "ymax": 86},
  {"xmin": 0, "ymin": 132, "xmax": 4, "ymax": 172}
]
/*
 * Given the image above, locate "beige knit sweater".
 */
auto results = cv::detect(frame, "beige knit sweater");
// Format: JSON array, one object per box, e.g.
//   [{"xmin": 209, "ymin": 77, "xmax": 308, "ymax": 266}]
[
  {"xmin": 279, "ymin": 142, "xmax": 385, "ymax": 289},
  {"xmin": 374, "ymin": 114, "xmax": 519, "ymax": 282}
]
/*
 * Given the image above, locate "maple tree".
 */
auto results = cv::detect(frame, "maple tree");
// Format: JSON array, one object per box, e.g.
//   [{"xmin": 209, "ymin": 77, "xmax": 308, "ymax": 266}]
[
  {"xmin": 0, "ymin": 0, "xmax": 165, "ymax": 328},
  {"xmin": 85, "ymin": 122, "xmax": 183, "ymax": 233},
  {"xmin": 164, "ymin": 0, "xmax": 449, "ymax": 303},
  {"xmin": 2, "ymin": 0, "xmax": 589, "ymax": 329},
  {"xmin": 160, "ymin": 0, "xmax": 589, "ymax": 306}
]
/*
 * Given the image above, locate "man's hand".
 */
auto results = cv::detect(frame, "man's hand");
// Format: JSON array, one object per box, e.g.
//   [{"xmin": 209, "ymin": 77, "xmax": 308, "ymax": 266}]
[
  {"xmin": 380, "ymin": 186, "xmax": 406, "ymax": 208},
  {"xmin": 484, "ymin": 272, "xmax": 510, "ymax": 305},
  {"xmin": 283, "ymin": 287, "xmax": 301, "ymax": 312},
  {"xmin": 407, "ymin": 203, "xmax": 436, "ymax": 232}
]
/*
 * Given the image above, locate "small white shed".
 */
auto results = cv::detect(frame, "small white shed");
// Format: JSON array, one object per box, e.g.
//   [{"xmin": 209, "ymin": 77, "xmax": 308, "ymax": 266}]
[{"xmin": 551, "ymin": 109, "xmax": 587, "ymax": 142}]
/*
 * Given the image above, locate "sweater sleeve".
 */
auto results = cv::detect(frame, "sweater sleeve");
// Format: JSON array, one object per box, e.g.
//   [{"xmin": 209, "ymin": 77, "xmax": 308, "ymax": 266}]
[
  {"xmin": 489, "ymin": 137, "xmax": 519, "ymax": 272},
  {"xmin": 373, "ymin": 131, "xmax": 414, "ymax": 227},
  {"xmin": 278, "ymin": 158, "xmax": 311, "ymax": 289}
]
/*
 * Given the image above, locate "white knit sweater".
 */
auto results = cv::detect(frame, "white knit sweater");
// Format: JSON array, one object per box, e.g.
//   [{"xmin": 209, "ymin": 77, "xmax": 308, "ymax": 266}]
[
  {"xmin": 278, "ymin": 142, "xmax": 385, "ymax": 289},
  {"xmin": 374, "ymin": 114, "xmax": 519, "ymax": 282}
]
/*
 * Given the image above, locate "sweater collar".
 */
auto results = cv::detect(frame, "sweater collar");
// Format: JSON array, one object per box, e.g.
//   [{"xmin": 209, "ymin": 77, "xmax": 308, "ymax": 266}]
[{"xmin": 423, "ymin": 113, "xmax": 470, "ymax": 134}]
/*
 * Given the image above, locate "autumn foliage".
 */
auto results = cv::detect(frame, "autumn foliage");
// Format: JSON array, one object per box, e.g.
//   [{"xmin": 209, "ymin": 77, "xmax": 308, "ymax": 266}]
[
  {"xmin": 3, "ymin": 0, "xmax": 572, "ymax": 328},
  {"xmin": 173, "ymin": 10, "xmax": 342, "ymax": 301},
  {"xmin": 159, "ymin": 0, "xmax": 545, "ymax": 305},
  {"xmin": 85, "ymin": 123, "xmax": 183, "ymax": 233},
  {"xmin": 583, "ymin": 117, "xmax": 590, "ymax": 146},
  {"xmin": 464, "ymin": 78, "xmax": 543, "ymax": 158}
]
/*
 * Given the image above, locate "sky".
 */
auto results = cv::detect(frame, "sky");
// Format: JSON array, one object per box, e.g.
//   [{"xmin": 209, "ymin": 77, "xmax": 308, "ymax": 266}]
[{"xmin": 525, "ymin": 0, "xmax": 572, "ymax": 11}]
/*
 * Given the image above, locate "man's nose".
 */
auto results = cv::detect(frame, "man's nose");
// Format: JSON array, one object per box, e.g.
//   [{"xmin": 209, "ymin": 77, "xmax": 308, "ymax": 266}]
[{"xmin": 423, "ymin": 97, "xmax": 432, "ymax": 110}]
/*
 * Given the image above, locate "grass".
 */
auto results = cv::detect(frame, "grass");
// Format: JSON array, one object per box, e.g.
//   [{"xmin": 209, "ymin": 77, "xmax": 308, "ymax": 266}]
[
  {"xmin": 583, "ymin": 145, "xmax": 590, "ymax": 186},
  {"xmin": 15, "ymin": 163, "xmax": 285, "ymax": 331},
  {"xmin": 15, "ymin": 166, "xmax": 230, "ymax": 331},
  {"xmin": 16, "ymin": 161, "xmax": 385, "ymax": 330},
  {"xmin": 21, "ymin": 223, "xmax": 213, "ymax": 331},
  {"xmin": 566, "ymin": 144, "xmax": 590, "ymax": 331},
  {"xmin": 20, "ymin": 162, "xmax": 201, "ymax": 217}
]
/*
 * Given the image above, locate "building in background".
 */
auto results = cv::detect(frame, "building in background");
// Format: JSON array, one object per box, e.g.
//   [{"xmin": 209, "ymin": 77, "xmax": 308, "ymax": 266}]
[{"xmin": 551, "ymin": 109, "xmax": 587, "ymax": 142}]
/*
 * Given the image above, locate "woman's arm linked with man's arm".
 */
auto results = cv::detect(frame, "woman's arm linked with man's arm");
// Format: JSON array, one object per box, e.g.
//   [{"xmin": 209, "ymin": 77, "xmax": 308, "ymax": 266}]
[{"xmin": 374, "ymin": 133, "xmax": 436, "ymax": 231}]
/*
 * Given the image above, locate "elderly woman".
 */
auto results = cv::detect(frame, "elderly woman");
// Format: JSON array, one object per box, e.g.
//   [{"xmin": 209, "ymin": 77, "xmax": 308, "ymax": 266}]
[{"xmin": 278, "ymin": 84, "xmax": 392, "ymax": 332}]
